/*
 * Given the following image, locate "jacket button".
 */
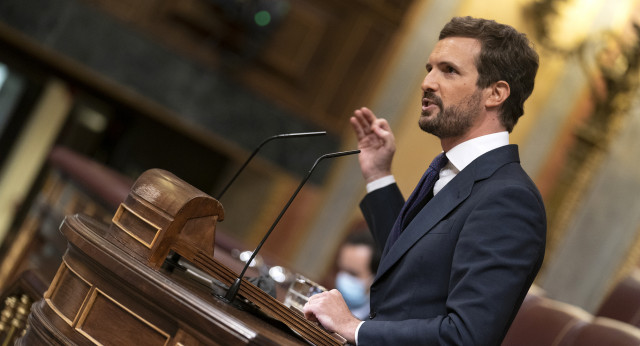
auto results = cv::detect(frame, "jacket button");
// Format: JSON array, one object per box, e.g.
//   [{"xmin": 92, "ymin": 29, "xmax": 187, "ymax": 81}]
[{"xmin": 369, "ymin": 311, "xmax": 376, "ymax": 319}]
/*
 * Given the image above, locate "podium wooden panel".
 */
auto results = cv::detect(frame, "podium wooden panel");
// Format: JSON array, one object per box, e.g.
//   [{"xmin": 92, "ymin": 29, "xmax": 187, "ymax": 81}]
[{"xmin": 18, "ymin": 169, "xmax": 343, "ymax": 345}]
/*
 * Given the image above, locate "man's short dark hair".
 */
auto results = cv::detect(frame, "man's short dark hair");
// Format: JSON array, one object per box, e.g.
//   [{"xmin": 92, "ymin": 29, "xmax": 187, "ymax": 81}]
[
  {"xmin": 439, "ymin": 16, "xmax": 539, "ymax": 132},
  {"xmin": 343, "ymin": 231, "xmax": 381, "ymax": 274}
]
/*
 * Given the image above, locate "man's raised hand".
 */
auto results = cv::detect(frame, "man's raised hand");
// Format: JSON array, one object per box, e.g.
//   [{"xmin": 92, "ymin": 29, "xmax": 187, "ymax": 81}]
[{"xmin": 350, "ymin": 107, "xmax": 396, "ymax": 183}]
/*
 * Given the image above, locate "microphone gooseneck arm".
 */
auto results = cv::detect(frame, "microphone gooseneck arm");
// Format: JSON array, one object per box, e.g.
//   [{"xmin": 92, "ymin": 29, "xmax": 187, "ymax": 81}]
[
  {"xmin": 223, "ymin": 149, "xmax": 361, "ymax": 302},
  {"xmin": 216, "ymin": 131, "xmax": 327, "ymax": 200}
]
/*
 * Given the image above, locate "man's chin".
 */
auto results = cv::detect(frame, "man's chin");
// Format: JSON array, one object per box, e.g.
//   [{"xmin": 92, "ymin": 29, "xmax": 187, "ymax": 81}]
[
  {"xmin": 419, "ymin": 113, "xmax": 431, "ymax": 124},
  {"xmin": 418, "ymin": 118, "xmax": 437, "ymax": 135}
]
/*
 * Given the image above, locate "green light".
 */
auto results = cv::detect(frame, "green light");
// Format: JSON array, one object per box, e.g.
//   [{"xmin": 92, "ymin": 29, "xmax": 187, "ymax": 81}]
[{"xmin": 254, "ymin": 10, "xmax": 271, "ymax": 27}]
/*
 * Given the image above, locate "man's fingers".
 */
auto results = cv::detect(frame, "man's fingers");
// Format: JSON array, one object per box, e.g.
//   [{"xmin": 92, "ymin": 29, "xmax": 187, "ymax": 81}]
[
  {"xmin": 352, "ymin": 107, "xmax": 391, "ymax": 143},
  {"xmin": 353, "ymin": 109, "xmax": 372, "ymax": 131},
  {"xmin": 374, "ymin": 118, "xmax": 391, "ymax": 132},
  {"xmin": 350, "ymin": 116, "xmax": 366, "ymax": 139},
  {"xmin": 371, "ymin": 119, "xmax": 394, "ymax": 145},
  {"xmin": 359, "ymin": 107, "xmax": 378, "ymax": 125},
  {"xmin": 304, "ymin": 310, "xmax": 318, "ymax": 322},
  {"xmin": 303, "ymin": 301, "xmax": 318, "ymax": 322}
]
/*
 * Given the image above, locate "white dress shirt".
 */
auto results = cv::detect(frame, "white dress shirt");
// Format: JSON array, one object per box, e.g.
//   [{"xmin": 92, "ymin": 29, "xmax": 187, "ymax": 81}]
[{"xmin": 365, "ymin": 132, "xmax": 509, "ymax": 194}]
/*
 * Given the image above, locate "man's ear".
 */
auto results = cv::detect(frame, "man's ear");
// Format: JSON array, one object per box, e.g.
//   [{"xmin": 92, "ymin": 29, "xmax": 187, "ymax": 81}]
[{"xmin": 485, "ymin": 81, "xmax": 510, "ymax": 108}]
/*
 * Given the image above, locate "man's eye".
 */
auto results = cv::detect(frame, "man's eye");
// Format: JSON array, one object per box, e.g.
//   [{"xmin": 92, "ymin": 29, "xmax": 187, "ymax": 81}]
[{"xmin": 446, "ymin": 66, "xmax": 456, "ymax": 74}]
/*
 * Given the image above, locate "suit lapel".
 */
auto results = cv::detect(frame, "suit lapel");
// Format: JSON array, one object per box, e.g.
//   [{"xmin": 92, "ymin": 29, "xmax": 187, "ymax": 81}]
[{"xmin": 372, "ymin": 145, "xmax": 520, "ymax": 284}]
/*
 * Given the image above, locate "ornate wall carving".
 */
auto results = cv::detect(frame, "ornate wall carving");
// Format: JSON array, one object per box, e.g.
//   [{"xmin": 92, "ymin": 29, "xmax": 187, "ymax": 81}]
[{"xmin": 523, "ymin": 0, "xmax": 640, "ymax": 265}]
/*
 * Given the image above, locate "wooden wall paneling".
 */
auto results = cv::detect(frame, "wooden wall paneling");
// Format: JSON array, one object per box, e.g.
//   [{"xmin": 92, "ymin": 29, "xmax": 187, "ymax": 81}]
[
  {"xmin": 79, "ymin": 0, "xmax": 412, "ymax": 133},
  {"xmin": 238, "ymin": 0, "xmax": 402, "ymax": 133}
]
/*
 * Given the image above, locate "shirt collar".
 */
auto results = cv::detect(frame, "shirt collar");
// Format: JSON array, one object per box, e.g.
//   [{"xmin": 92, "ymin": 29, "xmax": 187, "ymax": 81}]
[{"xmin": 445, "ymin": 131, "xmax": 509, "ymax": 172}]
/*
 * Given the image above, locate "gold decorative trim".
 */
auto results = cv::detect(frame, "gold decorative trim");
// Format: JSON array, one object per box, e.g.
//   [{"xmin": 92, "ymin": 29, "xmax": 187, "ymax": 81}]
[
  {"xmin": 43, "ymin": 260, "xmax": 66, "ymax": 300},
  {"xmin": 112, "ymin": 203, "xmax": 162, "ymax": 249},
  {"xmin": 44, "ymin": 259, "xmax": 93, "ymax": 327},
  {"xmin": 75, "ymin": 288, "xmax": 170, "ymax": 346}
]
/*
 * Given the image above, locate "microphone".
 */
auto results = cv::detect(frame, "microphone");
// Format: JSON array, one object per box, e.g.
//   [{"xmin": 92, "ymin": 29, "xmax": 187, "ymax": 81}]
[
  {"xmin": 223, "ymin": 149, "xmax": 361, "ymax": 302},
  {"xmin": 217, "ymin": 131, "xmax": 327, "ymax": 200},
  {"xmin": 163, "ymin": 131, "xmax": 327, "ymax": 274}
]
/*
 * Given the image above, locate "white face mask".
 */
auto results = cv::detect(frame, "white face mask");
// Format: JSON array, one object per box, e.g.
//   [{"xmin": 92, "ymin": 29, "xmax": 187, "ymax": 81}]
[{"xmin": 335, "ymin": 271, "xmax": 368, "ymax": 309}]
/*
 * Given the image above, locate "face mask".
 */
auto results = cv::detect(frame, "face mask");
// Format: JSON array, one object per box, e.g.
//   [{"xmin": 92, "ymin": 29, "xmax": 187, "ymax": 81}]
[{"xmin": 335, "ymin": 271, "xmax": 368, "ymax": 309}]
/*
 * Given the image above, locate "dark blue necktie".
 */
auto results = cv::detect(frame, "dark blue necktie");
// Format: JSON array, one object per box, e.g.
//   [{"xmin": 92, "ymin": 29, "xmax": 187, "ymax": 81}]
[{"xmin": 385, "ymin": 152, "xmax": 448, "ymax": 252}]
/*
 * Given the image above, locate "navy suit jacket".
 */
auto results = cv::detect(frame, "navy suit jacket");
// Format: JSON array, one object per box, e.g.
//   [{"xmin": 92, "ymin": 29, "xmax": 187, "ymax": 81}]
[{"xmin": 358, "ymin": 145, "xmax": 546, "ymax": 345}]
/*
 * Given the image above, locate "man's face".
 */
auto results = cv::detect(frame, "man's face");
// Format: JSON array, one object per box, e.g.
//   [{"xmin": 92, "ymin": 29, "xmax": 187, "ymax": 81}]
[{"xmin": 419, "ymin": 37, "xmax": 485, "ymax": 138}]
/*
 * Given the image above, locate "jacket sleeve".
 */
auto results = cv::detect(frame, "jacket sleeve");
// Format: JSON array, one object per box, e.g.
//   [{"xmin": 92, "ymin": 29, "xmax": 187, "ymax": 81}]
[{"xmin": 359, "ymin": 183, "xmax": 405, "ymax": 253}]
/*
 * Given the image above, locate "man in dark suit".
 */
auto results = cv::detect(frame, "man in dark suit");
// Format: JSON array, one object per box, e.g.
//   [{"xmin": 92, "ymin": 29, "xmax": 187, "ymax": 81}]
[{"xmin": 303, "ymin": 16, "xmax": 546, "ymax": 345}]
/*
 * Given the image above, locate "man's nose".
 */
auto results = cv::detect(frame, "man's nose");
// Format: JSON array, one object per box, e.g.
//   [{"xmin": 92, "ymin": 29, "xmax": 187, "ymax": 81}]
[{"xmin": 421, "ymin": 71, "xmax": 438, "ymax": 92}]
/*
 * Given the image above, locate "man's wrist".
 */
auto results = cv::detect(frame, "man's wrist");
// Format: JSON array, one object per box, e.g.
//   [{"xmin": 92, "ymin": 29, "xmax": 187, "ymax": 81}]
[
  {"xmin": 338, "ymin": 318, "xmax": 362, "ymax": 344},
  {"xmin": 364, "ymin": 169, "xmax": 392, "ymax": 184}
]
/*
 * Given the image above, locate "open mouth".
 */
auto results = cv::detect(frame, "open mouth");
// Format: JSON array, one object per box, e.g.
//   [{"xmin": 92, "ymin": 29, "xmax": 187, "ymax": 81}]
[
  {"xmin": 422, "ymin": 98, "xmax": 438, "ymax": 113},
  {"xmin": 422, "ymin": 91, "xmax": 442, "ymax": 115}
]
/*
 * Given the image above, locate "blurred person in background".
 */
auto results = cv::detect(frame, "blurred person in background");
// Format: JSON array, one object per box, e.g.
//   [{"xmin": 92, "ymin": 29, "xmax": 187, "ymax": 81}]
[{"xmin": 334, "ymin": 230, "xmax": 380, "ymax": 320}]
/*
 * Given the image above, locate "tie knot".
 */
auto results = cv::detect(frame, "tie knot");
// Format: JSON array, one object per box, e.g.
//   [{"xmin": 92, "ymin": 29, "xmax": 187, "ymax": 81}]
[{"xmin": 429, "ymin": 152, "xmax": 448, "ymax": 172}]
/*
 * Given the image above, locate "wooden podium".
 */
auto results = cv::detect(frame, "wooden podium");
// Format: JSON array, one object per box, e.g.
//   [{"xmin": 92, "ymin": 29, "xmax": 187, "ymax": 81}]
[{"xmin": 18, "ymin": 169, "xmax": 344, "ymax": 345}]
